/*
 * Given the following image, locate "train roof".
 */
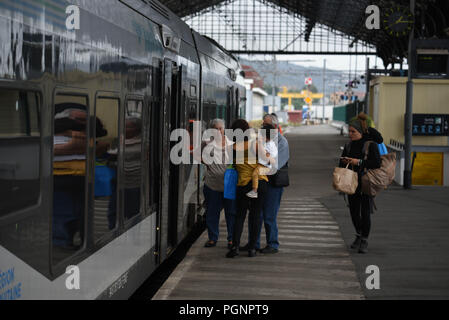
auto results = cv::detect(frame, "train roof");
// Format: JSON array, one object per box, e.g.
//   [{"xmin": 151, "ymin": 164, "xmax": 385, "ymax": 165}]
[
  {"xmin": 120, "ymin": 0, "xmax": 195, "ymax": 47},
  {"xmin": 192, "ymin": 30, "xmax": 240, "ymax": 71},
  {"xmin": 126, "ymin": 0, "xmax": 241, "ymax": 71}
]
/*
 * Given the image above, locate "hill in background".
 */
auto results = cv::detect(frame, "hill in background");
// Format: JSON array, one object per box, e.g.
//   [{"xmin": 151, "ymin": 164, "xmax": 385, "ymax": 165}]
[{"xmin": 239, "ymin": 58, "xmax": 361, "ymax": 95}]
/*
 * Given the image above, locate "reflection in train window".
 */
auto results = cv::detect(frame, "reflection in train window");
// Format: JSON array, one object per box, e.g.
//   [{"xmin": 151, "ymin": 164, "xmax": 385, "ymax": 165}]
[
  {"xmin": 218, "ymin": 105, "xmax": 226, "ymax": 122},
  {"xmin": 124, "ymin": 100, "xmax": 143, "ymax": 222},
  {"xmin": 52, "ymin": 94, "xmax": 88, "ymax": 264},
  {"xmin": 94, "ymin": 97, "xmax": 119, "ymax": 239},
  {"xmin": 0, "ymin": 89, "xmax": 40, "ymax": 217},
  {"xmin": 203, "ymin": 103, "xmax": 216, "ymax": 126}
]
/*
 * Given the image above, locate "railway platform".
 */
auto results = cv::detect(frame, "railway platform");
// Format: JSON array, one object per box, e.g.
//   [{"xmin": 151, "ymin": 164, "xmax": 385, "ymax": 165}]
[
  {"xmin": 153, "ymin": 198, "xmax": 364, "ymax": 300},
  {"xmin": 321, "ymin": 185, "xmax": 449, "ymax": 299},
  {"xmin": 151, "ymin": 125, "xmax": 449, "ymax": 300},
  {"xmin": 153, "ymin": 125, "xmax": 364, "ymax": 300}
]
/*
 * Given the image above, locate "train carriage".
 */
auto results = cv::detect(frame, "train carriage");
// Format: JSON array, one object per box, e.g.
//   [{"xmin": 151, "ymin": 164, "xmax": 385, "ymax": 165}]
[{"xmin": 0, "ymin": 0, "xmax": 245, "ymax": 300}]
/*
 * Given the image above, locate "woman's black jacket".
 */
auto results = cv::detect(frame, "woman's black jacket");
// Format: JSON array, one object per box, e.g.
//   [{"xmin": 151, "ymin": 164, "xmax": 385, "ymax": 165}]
[{"xmin": 339, "ymin": 139, "xmax": 382, "ymax": 174}]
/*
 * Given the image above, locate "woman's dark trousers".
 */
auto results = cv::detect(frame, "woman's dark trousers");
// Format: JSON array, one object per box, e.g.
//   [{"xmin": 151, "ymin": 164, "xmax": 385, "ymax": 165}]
[
  {"xmin": 348, "ymin": 193, "xmax": 371, "ymax": 238},
  {"xmin": 232, "ymin": 180, "xmax": 268, "ymax": 250}
]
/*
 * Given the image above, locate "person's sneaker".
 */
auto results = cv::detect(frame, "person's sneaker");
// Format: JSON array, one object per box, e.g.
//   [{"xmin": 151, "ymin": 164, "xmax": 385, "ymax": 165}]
[
  {"xmin": 246, "ymin": 190, "xmax": 258, "ymax": 198},
  {"xmin": 204, "ymin": 240, "xmax": 217, "ymax": 248},
  {"xmin": 227, "ymin": 241, "xmax": 233, "ymax": 250},
  {"xmin": 226, "ymin": 248, "xmax": 239, "ymax": 258},
  {"xmin": 358, "ymin": 240, "xmax": 368, "ymax": 254},
  {"xmin": 350, "ymin": 235, "xmax": 362, "ymax": 249},
  {"xmin": 248, "ymin": 249, "xmax": 257, "ymax": 257},
  {"xmin": 260, "ymin": 246, "xmax": 278, "ymax": 254}
]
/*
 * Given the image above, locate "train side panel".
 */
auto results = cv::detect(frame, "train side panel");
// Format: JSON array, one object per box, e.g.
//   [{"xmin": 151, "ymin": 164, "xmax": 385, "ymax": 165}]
[
  {"xmin": 0, "ymin": 0, "xmax": 243, "ymax": 299},
  {"xmin": 0, "ymin": 0, "xmax": 165, "ymax": 299}
]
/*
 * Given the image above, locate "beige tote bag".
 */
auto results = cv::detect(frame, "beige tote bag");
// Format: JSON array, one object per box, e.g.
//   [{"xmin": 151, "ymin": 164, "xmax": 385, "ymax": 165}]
[{"xmin": 333, "ymin": 164, "xmax": 358, "ymax": 195}]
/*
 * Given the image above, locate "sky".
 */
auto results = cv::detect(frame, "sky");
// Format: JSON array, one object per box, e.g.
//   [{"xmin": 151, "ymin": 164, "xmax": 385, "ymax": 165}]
[
  {"xmin": 288, "ymin": 55, "xmax": 382, "ymax": 72},
  {"xmin": 243, "ymin": 54, "xmax": 388, "ymax": 73}
]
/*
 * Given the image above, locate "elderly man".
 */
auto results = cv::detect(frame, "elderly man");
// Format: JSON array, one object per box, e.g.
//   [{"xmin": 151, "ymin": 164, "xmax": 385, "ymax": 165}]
[
  {"xmin": 257, "ymin": 113, "xmax": 290, "ymax": 253},
  {"xmin": 199, "ymin": 119, "xmax": 236, "ymax": 249}
]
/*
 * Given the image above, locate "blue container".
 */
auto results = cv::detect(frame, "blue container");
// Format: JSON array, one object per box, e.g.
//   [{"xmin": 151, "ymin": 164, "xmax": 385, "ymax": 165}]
[
  {"xmin": 378, "ymin": 143, "xmax": 388, "ymax": 156},
  {"xmin": 95, "ymin": 165, "xmax": 116, "ymax": 197},
  {"xmin": 223, "ymin": 167, "xmax": 238, "ymax": 200}
]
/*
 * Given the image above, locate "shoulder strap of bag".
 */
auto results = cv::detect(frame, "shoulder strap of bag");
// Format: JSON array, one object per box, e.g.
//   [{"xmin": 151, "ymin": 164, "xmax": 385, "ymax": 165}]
[
  {"xmin": 344, "ymin": 142, "xmax": 351, "ymax": 155},
  {"xmin": 362, "ymin": 141, "xmax": 373, "ymax": 161}
]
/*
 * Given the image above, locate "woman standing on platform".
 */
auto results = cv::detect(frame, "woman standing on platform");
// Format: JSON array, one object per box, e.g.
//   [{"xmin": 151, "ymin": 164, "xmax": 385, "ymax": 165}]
[
  {"xmin": 226, "ymin": 119, "xmax": 269, "ymax": 258},
  {"xmin": 340, "ymin": 113, "xmax": 382, "ymax": 254},
  {"xmin": 197, "ymin": 119, "xmax": 236, "ymax": 249}
]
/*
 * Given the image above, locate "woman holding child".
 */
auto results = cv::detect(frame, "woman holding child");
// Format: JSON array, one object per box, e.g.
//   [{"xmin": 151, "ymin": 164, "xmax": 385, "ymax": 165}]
[{"xmin": 226, "ymin": 119, "xmax": 277, "ymax": 258}]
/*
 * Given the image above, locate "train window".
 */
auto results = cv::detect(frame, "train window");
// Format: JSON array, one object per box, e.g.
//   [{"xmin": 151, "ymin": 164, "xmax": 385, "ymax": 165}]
[
  {"xmin": 94, "ymin": 97, "xmax": 120, "ymax": 239},
  {"xmin": 239, "ymin": 95, "xmax": 246, "ymax": 119},
  {"xmin": 239, "ymin": 100, "xmax": 246, "ymax": 119},
  {"xmin": 203, "ymin": 103, "xmax": 217, "ymax": 126},
  {"xmin": 52, "ymin": 94, "xmax": 88, "ymax": 264},
  {"xmin": 124, "ymin": 100, "xmax": 143, "ymax": 222},
  {"xmin": 190, "ymin": 85, "xmax": 197, "ymax": 97},
  {"xmin": 235, "ymin": 89, "xmax": 240, "ymax": 118},
  {"xmin": 219, "ymin": 105, "xmax": 226, "ymax": 122},
  {"xmin": 0, "ymin": 89, "xmax": 40, "ymax": 217}
]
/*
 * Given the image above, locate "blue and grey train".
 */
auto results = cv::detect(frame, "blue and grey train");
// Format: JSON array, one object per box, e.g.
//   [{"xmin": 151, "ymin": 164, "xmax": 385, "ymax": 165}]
[{"xmin": 0, "ymin": 0, "xmax": 246, "ymax": 299}]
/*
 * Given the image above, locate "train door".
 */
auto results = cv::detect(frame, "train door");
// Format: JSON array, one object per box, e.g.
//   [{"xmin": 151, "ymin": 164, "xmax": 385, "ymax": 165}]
[
  {"xmin": 159, "ymin": 59, "xmax": 186, "ymax": 261},
  {"xmin": 226, "ymin": 86, "xmax": 236, "ymax": 127},
  {"xmin": 168, "ymin": 62, "xmax": 182, "ymax": 252},
  {"xmin": 235, "ymin": 88, "xmax": 241, "ymax": 119},
  {"xmin": 226, "ymin": 87, "xmax": 232, "ymax": 128}
]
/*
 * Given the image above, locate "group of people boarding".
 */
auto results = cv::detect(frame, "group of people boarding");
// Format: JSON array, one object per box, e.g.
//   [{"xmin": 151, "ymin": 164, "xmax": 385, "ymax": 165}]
[
  {"xmin": 200, "ymin": 112, "xmax": 383, "ymax": 258},
  {"xmin": 200, "ymin": 114, "xmax": 290, "ymax": 258}
]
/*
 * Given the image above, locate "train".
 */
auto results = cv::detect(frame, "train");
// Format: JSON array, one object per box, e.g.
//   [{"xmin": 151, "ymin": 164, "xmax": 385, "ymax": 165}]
[{"xmin": 0, "ymin": 0, "xmax": 246, "ymax": 299}]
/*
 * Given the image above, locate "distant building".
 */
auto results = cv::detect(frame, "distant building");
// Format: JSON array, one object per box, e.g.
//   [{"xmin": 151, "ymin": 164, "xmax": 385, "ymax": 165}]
[
  {"xmin": 245, "ymin": 86, "xmax": 268, "ymax": 121},
  {"xmin": 242, "ymin": 65, "xmax": 264, "ymax": 89},
  {"xmin": 331, "ymin": 91, "xmax": 366, "ymax": 106},
  {"xmin": 263, "ymin": 95, "xmax": 282, "ymax": 113},
  {"xmin": 242, "ymin": 66, "xmax": 280, "ymax": 121},
  {"xmin": 308, "ymin": 105, "xmax": 334, "ymax": 120}
]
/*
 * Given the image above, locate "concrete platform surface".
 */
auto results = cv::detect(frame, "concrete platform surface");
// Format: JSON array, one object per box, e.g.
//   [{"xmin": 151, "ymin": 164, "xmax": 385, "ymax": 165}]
[
  {"xmin": 153, "ymin": 198, "xmax": 364, "ymax": 300},
  {"xmin": 321, "ymin": 185, "xmax": 449, "ymax": 299}
]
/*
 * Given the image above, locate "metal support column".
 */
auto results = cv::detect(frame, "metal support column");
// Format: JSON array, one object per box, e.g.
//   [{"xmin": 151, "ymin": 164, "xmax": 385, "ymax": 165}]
[
  {"xmin": 272, "ymin": 55, "xmax": 277, "ymax": 112},
  {"xmin": 322, "ymin": 58, "xmax": 326, "ymax": 122},
  {"xmin": 365, "ymin": 57, "xmax": 370, "ymax": 114},
  {"xmin": 404, "ymin": 0, "xmax": 415, "ymax": 189}
]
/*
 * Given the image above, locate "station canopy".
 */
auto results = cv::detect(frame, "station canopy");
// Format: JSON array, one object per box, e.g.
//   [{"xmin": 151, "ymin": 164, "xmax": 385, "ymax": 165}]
[{"xmin": 160, "ymin": 0, "xmax": 449, "ymax": 66}]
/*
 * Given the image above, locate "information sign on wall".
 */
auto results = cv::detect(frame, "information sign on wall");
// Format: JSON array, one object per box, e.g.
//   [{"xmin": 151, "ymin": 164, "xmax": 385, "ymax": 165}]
[{"xmin": 412, "ymin": 114, "xmax": 449, "ymax": 136}]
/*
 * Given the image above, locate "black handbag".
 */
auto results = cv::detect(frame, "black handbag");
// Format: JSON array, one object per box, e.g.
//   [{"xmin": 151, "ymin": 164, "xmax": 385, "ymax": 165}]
[{"xmin": 269, "ymin": 162, "xmax": 290, "ymax": 188}]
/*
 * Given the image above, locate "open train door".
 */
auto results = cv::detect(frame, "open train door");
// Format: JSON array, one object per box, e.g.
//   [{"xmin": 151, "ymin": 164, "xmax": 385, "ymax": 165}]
[{"xmin": 159, "ymin": 59, "xmax": 186, "ymax": 262}]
